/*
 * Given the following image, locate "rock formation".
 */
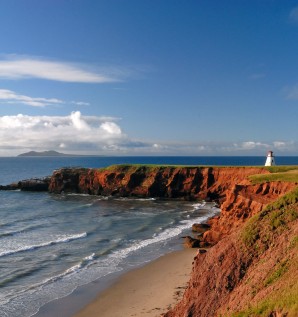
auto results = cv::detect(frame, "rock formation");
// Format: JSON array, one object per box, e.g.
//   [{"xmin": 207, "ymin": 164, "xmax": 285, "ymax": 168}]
[
  {"xmin": 0, "ymin": 177, "xmax": 50, "ymax": 191},
  {"xmin": 164, "ymin": 198, "xmax": 298, "ymax": 317}
]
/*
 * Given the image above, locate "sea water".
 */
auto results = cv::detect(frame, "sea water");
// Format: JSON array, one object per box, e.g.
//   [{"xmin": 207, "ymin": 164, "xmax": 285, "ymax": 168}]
[{"xmin": 0, "ymin": 156, "xmax": 297, "ymax": 317}]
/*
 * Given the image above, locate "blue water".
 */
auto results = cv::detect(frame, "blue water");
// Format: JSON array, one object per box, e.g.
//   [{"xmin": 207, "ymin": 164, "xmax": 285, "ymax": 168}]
[
  {"xmin": 1, "ymin": 156, "xmax": 298, "ymax": 185},
  {"xmin": 0, "ymin": 156, "xmax": 297, "ymax": 317}
]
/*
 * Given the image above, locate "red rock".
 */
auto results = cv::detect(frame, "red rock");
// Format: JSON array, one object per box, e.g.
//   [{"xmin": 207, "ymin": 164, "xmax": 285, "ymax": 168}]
[{"xmin": 183, "ymin": 236, "xmax": 201, "ymax": 248}]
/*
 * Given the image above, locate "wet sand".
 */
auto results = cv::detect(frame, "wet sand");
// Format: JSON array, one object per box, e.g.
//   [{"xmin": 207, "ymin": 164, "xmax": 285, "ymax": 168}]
[{"xmin": 73, "ymin": 248, "xmax": 196, "ymax": 317}]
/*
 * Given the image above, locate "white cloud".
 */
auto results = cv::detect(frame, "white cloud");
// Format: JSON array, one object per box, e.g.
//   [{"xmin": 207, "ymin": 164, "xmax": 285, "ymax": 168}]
[
  {"xmin": 232, "ymin": 141, "xmax": 298, "ymax": 153},
  {"xmin": 0, "ymin": 88, "xmax": 91, "ymax": 108},
  {"xmin": 0, "ymin": 89, "xmax": 64, "ymax": 107},
  {"xmin": 0, "ymin": 56, "xmax": 118, "ymax": 83},
  {"xmin": 100, "ymin": 122, "xmax": 122, "ymax": 135},
  {"xmin": 70, "ymin": 111, "xmax": 90, "ymax": 131},
  {"xmin": 71, "ymin": 101, "xmax": 90, "ymax": 106},
  {"xmin": 239, "ymin": 141, "xmax": 270, "ymax": 150},
  {"xmin": 0, "ymin": 111, "xmax": 126, "ymax": 154},
  {"xmin": 273, "ymin": 141, "xmax": 296, "ymax": 151}
]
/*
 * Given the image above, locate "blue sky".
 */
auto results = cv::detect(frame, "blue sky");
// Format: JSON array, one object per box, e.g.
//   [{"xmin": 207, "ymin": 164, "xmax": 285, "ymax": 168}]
[{"xmin": 0, "ymin": 0, "xmax": 297, "ymax": 156}]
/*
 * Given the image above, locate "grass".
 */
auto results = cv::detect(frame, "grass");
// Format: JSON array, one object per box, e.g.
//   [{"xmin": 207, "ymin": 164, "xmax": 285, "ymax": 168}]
[
  {"xmin": 264, "ymin": 259, "xmax": 289, "ymax": 287},
  {"xmin": 241, "ymin": 187, "xmax": 298, "ymax": 252},
  {"xmin": 265, "ymin": 166, "xmax": 298, "ymax": 173},
  {"xmin": 97, "ymin": 164, "xmax": 271, "ymax": 171},
  {"xmin": 233, "ymin": 209, "xmax": 298, "ymax": 317},
  {"xmin": 289, "ymin": 236, "xmax": 298, "ymax": 249},
  {"xmin": 265, "ymin": 186, "xmax": 298, "ymax": 211},
  {"xmin": 250, "ymin": 166, "xmax": 298, "ymax": 184},
  {"xmin": 237, "ymin": 187, "xmax": 298, "ymax": 316},
  {"xmin": 229, "ymin": 278, "xmax": 298, "ymax": 317}
]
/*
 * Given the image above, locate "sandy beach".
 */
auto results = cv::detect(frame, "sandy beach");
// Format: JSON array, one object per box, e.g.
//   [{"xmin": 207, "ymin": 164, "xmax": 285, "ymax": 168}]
[{"xmin": 73, "ymin": 248, "xmax": 196, "ymax": 317}]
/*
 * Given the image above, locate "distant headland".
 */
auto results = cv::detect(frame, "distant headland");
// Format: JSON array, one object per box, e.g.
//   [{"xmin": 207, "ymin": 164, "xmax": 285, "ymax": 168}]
[{"xmin": 18, "ymin": 150, "xmax": 77, "ymax": 157}]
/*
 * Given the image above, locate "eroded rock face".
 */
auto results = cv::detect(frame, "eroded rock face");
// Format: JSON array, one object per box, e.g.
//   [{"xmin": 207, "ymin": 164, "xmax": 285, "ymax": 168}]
[
  {"xmin": 164, "ymin": 233, "xmax": 250, "ymax": 317},
  {"xmin": 163, "ymin": 205, "xmax": 298, "ymax": 317},
  {"xmin": 48, "ymin": 165, "xmax": 296, "ymax": 242},
  {"xmin": 203, "ymin": 181, "xmax": 296, "ymax": 244},
  {"xmin": 48, "ymin": 165, "xmax": 267, "ymax": 198}
]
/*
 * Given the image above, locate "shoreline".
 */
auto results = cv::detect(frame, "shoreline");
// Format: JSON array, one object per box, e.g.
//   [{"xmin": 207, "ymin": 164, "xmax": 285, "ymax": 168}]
[{"xmin": 70, "ymin": 248, "xmax": 196, "ymax": 317}]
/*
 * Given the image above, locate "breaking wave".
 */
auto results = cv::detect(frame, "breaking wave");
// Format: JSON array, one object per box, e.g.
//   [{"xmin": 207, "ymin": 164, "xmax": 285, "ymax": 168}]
[{"xmin": 0, "ymin": 233, "xmax": 87, "ymax": 258}]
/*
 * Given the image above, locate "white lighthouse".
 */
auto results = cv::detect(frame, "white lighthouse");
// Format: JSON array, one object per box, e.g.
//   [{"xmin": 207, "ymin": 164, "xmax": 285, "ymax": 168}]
[{"xmin": 265, "ymin": 151, "xmax": 276, "ymax": 166}]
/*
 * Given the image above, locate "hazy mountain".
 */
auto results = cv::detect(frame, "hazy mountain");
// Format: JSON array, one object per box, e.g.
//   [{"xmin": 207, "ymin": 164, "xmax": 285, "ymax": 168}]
[{"xmin": 18, "ymin": 150, "xmax": 72, "ymax": 157}]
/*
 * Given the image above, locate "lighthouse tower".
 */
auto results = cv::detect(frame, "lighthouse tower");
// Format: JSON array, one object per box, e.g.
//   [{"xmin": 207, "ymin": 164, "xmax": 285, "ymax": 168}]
[{"xmin": 265, "ymin": 151, "xmax": 276, "ymax": 166}]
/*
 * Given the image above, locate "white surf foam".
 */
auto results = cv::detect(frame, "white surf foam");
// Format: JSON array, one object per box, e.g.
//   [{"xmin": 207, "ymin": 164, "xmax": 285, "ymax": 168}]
[
  {"xmin": 0, "ymin": 232, "xmax": 87, "ymax": 258},
  {"xmin": 108, "ymin": 204, "xmax": 219, "ymax": 262}
]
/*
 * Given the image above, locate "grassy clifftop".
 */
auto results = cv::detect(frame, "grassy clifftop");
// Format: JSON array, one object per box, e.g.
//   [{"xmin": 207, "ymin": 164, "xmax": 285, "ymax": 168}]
[{"xmin": 249, "ymin": 166, "xmax": 298, "ymax": 184}]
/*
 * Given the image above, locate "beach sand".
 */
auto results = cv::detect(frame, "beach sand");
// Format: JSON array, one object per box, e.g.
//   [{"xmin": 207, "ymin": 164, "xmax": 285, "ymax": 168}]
[{"xmin": 73, "ymin": 248, "xmax": 196, "ymax": 317}]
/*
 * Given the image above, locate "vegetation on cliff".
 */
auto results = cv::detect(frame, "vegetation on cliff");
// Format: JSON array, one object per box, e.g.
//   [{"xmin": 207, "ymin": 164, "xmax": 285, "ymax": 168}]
[
  {"xmin": 231, "ymin": 196, "xmax": 298, "ymax": 316},
  {"xmin": 249, "ymin": 166, "xmax": 298, "ymax": 184},
  {"xmin": 164, "ymin": 168, "xmax": 298, "ymax": 317}
]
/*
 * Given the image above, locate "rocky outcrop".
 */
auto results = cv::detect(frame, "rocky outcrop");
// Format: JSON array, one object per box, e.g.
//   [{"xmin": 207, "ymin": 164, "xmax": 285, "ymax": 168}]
[{"xmin": 0, "ymin": 177, "xmax": 50, "ymax": 191}]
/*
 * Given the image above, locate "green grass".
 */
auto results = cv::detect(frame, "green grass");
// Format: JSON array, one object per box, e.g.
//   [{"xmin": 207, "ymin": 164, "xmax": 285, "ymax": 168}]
[
  {"xmin": 265, "ymin": 187, "xmax": 298, "ymax": 211},
  {"xmin": 265, "ymin": 166, "xmax": 298, "ymax": 173},
  {"xmin": 289, "ymin": 236, "xmax": 298, "ymax": 249},
  {"xmin": 229, "ymin": 281, "xmax": 298, "ymax": 317},
  {"xmin": 97, "ymin": 164, "xmax": 271, "ymax": 171},
  {"xmin": 249, "ymin": 166, "xmax": 298, "ymax": 184},
  {"xmin": 241, "ymin": 187, "xmax": 298, "ymax": 252},
  {"xmin": 264, "ymin": 260, "xmax": 289, "ymax": 287}
]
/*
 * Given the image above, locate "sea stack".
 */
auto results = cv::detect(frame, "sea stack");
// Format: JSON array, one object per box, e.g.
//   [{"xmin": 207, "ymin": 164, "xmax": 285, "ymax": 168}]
[{"xmin": 265, "ymin": 150, "xmax": 276, "ymax": 166}]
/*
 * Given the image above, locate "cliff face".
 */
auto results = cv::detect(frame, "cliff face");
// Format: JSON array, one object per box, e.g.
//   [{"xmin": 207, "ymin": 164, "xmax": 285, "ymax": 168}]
[
  {"xmin": 203, "ymin": 181, "xmax": 296, "ymax": 244},
  {"xmin": 49, "ymin": 166, "xmax": 268, "ymax": 198},
  {"xmin": 48, "ymin": 165, "xmax": 296, "ymax": 243},
  {"xmin": 164, "ymin": 200, "xmax": 298, "ymax": 317}
]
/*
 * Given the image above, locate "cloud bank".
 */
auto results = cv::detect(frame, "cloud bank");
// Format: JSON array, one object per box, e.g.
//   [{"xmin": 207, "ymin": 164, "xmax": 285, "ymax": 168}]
[
  {"xmin": 0, "ymin": 111, "xmax": 297, "ymax": 156},
  {"xmin": 0, "ymin": 111, "xmax": 126, "ymax": 154},
  {"xmin": 0, "ymin": 56, "xmax": 118, "ymax": 83}
]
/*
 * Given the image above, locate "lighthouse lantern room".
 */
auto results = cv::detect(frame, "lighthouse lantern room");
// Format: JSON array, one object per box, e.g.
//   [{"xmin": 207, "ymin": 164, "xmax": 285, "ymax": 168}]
[{"xmin": 265, "ymin": 151, "xmax": 276, "ymax": 166}]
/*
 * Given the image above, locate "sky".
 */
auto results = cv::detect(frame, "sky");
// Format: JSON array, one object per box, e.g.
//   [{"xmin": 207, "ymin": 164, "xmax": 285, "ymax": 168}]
[{"xmin": 0, "ymin": 0, "xmax": 298, "ymax": 156}]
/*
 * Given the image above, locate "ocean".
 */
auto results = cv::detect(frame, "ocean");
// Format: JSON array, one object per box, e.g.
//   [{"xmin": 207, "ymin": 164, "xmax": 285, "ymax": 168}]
[{"xmin": 0, "ymin": 156, "xmax": 297, "ymax": 317}]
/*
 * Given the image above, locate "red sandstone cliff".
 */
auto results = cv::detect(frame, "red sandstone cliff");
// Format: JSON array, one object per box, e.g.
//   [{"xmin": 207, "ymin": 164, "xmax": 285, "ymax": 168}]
[
  {"xmin": 48, "ymin": 165, "xmax": 295, "ymax": 243},
  {"xmin": 49, "ymin": 166, "xmax": 269, "ymax": 199},
  {"xmin": 164, "ymin": 199, "xmax": 298, "ymax": 317}
]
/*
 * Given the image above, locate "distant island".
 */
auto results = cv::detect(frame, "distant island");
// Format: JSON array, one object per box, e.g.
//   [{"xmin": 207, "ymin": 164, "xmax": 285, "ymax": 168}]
[
  {"xmin": 18, "ymin": 150, "xmax": 75, "ymax": 157},
  {"xmin": 18, "ymin": 150, "xmax": 104, "ymax": 157}
]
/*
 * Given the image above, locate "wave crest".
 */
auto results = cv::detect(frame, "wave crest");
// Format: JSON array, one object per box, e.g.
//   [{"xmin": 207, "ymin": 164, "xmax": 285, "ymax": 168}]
[{"xmin": 0, "ymin": 232, "xmax": 87, "ymax": 258}]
